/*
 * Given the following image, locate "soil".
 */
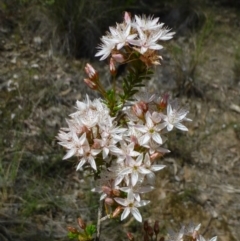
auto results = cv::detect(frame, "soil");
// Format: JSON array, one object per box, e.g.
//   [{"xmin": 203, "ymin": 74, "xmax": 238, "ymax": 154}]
[{"xmin": 0, "ymin": 3, "xmax": 240, "ymax": 241}]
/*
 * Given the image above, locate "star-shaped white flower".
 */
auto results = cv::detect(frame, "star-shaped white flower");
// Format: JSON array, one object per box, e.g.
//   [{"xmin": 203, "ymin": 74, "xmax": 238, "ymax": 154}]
[
  {"xmin": 161, "ymin": 100, "xmax": 192, "ymax": 132},
  {"xmin": 132, "ymin": 14, "xmax": 164, "ymax": 31},
  {"xmin": 60, "ymin": 132, "xmax": 89, "ymax": 160},
  {"xmin": 114, "ymin": 190, "xmax": 150, "ymax": 222},
  {"xmin": 118, "ymin": 153, "xmax": 151, "ymax": 186},
  {"xmin": 109, "ymin": 24, "xmax": 137, "ymax": 50},
  {"xmin": 135, "ymin": 111, "xmax": 166, "ymax": 146},
  {"xmin": 95, "ymin": 36, "xmax": 116, "ymax": 60},
  {"xmin": 128, "ymin": 27, "xmax": 164, "ymax": 54}
]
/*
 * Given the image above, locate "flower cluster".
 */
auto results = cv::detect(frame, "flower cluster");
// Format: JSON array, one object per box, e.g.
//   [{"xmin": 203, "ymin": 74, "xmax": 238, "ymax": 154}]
[
  {"xmin": 95, "ymin": 12, "xmax": 175, "ymax": 66},
  {"xmin": 57, "ymin": 11, "xmax": 217, "ymax": 241},
  {"xmin": 57, "ymin": 89, "xmax": 191, "ymax": 222}
]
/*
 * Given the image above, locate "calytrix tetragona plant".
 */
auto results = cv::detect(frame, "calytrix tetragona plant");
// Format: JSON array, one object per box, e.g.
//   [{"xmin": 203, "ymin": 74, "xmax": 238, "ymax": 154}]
[{"xmin": 57, "ymin": 12, "xmax": 217, "ymax": 241}]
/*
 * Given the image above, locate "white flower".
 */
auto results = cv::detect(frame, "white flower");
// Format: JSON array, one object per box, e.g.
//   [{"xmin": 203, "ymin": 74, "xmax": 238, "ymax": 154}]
[
  {"xmin": 76, "ymin": 147, "xmax": 101, "ymax": 171},
  {"xmin": 128, "ymin": 27, "xmax": 164, "ymax": 54},
  {"xmin": 132, "ymin": 14, "xmax": 164, "ymax": 31},
  {"xmin": 114, "ymin": 190, "xmax": 150, "ymax": 222},
  {"xmin": 161, "ymin": 100, "xmax": 192, "ymax": 132},
  {"xmin": 118, "ymin": 153, "xmax": 151, "ymax": 186},
  {"xmin": 58, "ymin": 132, "xmax": 89, "ymax": 160},
  {"xmin": 110, "ymin": 141, "xmax": 140, "ymax": 164},
  {"xmin": 95, "ymin": 36, "xmax": 116, "ymax": 60},
  {"xmin": 109, "ymin": 24, "xmax": 137, "ymax": 50},
  {"xmin": 134, "ymin": 111, "xmax": 166, "ymax": 146}
]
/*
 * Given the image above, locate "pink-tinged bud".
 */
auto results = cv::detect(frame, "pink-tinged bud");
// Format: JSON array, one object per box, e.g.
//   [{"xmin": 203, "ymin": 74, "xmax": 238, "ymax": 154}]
[
  {"xmin": 124, "ymin": 11, "xmax": 131, "ymax": 24},
  {"xmin": 92, "ymin": 139, "xmax": 101, "ymax": 149},
  {"xmin": 127, "ymin": 232, "xmax": 134, "ymax": 241},
  {"xmin": 77, "ymin": 218, "xmax": 86, "ymax": 230},
  {"xmin": 105, "ymin": 197, "xmax": 114, "ymax": 206},
  {"xmin": 130, "ymin": 135, "xmax": 139, "ymax": 146},
  {"xmin": 85, "ymin": 63, "xmax": 98, "ymax": 80},
  {"xmin": 109, "ymin": 57, "xmax": 116, "ymax": 76},
  {"xmin": 132, "ymin": 101, "xmax": 148, "ymax": 118},
  {"xmin": 112, "ymin": 53, "xmax": 125, "ymax": 63},
  {"xmin": 158, "ymin": 93, "xmax": 169, "ymax": 110},
  {"xmin": 150, "ymin": 152, "xmax": 162, "ymax": 161},
  {"xmin": 112, "ymin": 189, "xmax": 120, "ymax": 197},
  {"xmin": 84, "ymin": 78, "xmax": 97, "ymax": 90},
  {"xmin": 112, "ymin": 206, "xmax": 122, "ymax": 218},
  {"xmin": 154, "ymin": 221, "xmax": 159, "ymax": 235},
  {"xmin": 102, "ymin": 186, "xmax": 112, "ymax": 195}
]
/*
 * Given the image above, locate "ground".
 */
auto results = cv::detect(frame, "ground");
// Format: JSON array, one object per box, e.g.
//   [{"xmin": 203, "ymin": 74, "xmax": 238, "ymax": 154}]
[{"xmin": 0, "ymin": 3, "xmax": 240, "ymax": 241}]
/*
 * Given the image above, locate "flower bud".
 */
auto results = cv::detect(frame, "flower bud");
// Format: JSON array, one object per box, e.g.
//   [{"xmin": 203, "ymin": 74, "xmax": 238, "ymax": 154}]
[
  {"xmin": 102, "ymin": 186, "xmax": 112, "ymax": 195},
  {"xmin": 132, "ymin": 101, "xmax": 148, "ymax": 118},
  {"xmin": 109, "ymin": 57, "xmax": 116, "ymax": 76},
  {"xmin": 150, "ymin": 152, "xmax": 162, "ymax": 161},
  {"xmin": 158, "ymin": 93, "xmax": 169, "ymax": 111},
  {"xmin": 124, "ymin": 11, "xmax": 131, "ymax": 24},
  {"xmin": 112, "ymin": 206, "xmax": 122, "ymax": 218},
  {"xmin": 85, "ymin": 63, "xmax": 98, "ymax": 80},
  {"xmin": 130, "ymin": 135, "xmax": 139, "ymax": 146},
  {"xmin": 77, "ymin": 218, "xmax": 86, "ymax": 230},
  {"xmin": 112, "ymin": 53, "xmax": 125, "ymax": 63},
  {"xmin": 105, "ymin": 197, "xmax": 114, "ymax": 206},
  {"xmin": 84, "ymin": 78, "xmax": 97, "ymax": 90}
]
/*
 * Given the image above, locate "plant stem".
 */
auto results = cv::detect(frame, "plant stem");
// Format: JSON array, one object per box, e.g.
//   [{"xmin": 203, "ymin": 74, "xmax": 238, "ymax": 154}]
[{"xmin": 95, "ymin": 200, "xmax": 103, "ymax": 241}]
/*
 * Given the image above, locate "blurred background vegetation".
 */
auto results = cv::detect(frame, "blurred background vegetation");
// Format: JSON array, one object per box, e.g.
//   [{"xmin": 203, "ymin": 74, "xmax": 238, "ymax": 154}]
[{"xmin": 0, "ymin": 0, "xmax": 240, "ymax": 240}]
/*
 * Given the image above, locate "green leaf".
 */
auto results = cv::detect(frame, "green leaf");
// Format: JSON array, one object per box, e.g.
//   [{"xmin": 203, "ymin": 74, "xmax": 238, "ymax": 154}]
[
  {"xmin": 85, "ymin": 224, "xmax": 96, "ymax": 236},
  {"xmin": 68, "ymin": 231, "xmax": 79, "ymax": 240}
]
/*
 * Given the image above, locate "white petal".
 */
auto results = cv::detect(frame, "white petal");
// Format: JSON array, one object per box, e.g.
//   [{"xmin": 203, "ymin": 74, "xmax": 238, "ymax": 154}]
[
  {"xmin": 152, "ymin": 133, "xmax": 162, "ymax": 144},
  {"xmin": 121, "ymin": 208, "xmax": 130, "ymax": 220},
  {"xmin": 175, "ymin": 122, "xmax": 188, "ymax": 131},
  {"xmin": 102, "ymin": 147, "xmax": 109, "ymax": 159},
  {"xmin": 76, "ymin": 159, "xmax": 86, "ymax": 170},
  {"xmin": 151, "ymin": 165, "xmax": 165, "ymax": 171},
  {"xmin": 88, "ymin": 156, "xmax": 97, "ymax": 170},
  {"xmin": 139, "ymin": 134, "xmax": 150, "ymax": 145},
  {"xmin": 138, "ymin": 166, "xmax": 151, "ymax": 174},
  {"xmin": 138, "ymin": 200, "xmax": 150, "ymax": 207},
  {"xmin": 131, "ymin": 207, "xmax": 142, "ymax": 222},
  {"xmin": 114, "ymin": 197, "xmax": 128, "ymax": 206},
  {"xmin": 114, "ymin": 175, "xmax": 124, "ymax": 186},
  {"xmin": 131, "ymin": 172, "xmax": 138, "ymax": 186},
  {"xmin": 63, "ymin": 148, "xmax": 76, "ymax": 160},
  {"xmin": 210, "ymin": 237, "xmax": 217, "ymax": 241}
]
